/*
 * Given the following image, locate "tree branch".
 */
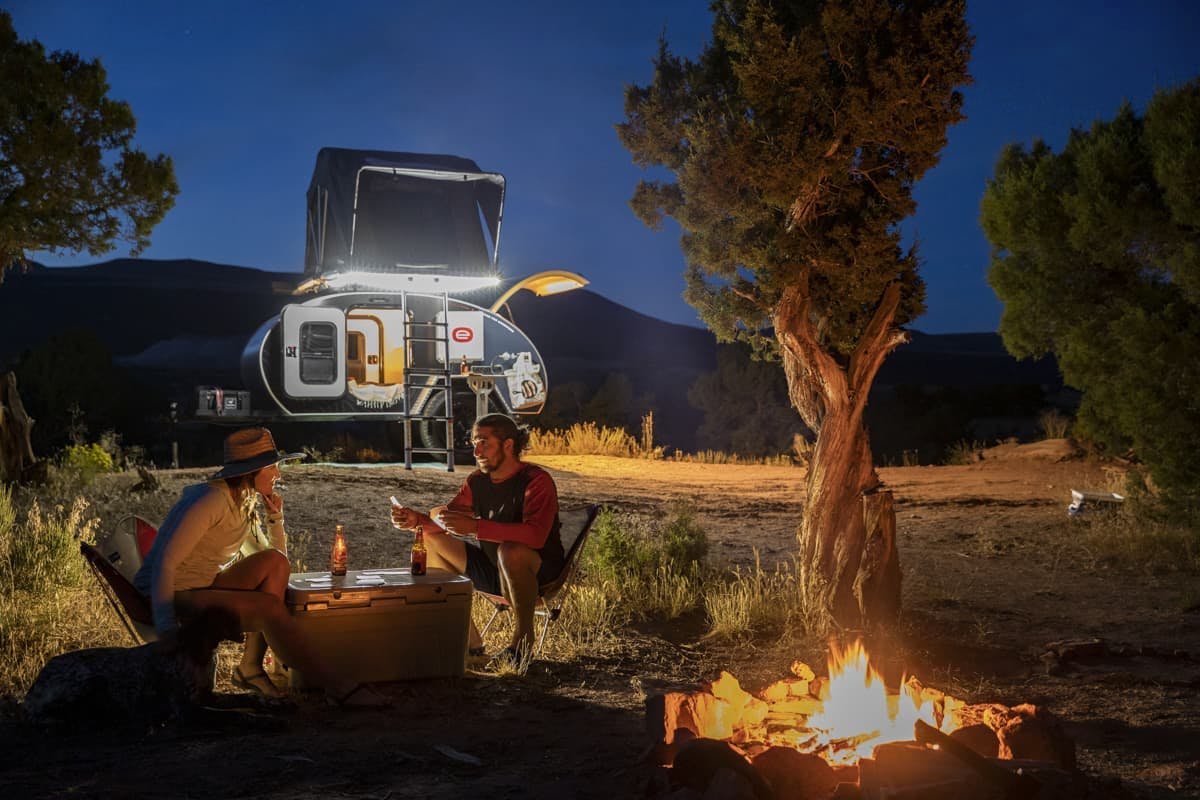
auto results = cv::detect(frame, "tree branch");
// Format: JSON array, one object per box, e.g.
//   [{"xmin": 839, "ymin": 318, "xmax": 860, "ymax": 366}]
[
  {"xmin": 772, "ymin": 270, "xmax": 846, "ymax": 432},
  {"xmin": 847, "ymin": 282, "xmax": 909, "ymax": 422}
]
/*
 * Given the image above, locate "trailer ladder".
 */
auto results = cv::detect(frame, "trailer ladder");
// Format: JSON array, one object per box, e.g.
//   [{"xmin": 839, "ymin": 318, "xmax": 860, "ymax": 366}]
[{"xmin": 400, "ymin": 290, "xmax": 456, "ymax": 471}]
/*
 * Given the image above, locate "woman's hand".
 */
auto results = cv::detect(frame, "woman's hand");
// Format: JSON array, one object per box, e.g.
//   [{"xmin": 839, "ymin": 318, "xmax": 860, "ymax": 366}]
[{"xmin": 263, "ymin": 491, "xmax": 283, "ymax": 517}]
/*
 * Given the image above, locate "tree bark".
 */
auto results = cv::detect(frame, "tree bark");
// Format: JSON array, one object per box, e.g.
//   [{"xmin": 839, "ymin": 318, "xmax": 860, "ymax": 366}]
[
  {"xmin": 774, "ymin": 279, "xmax": 908, "ymax": 631},
  {"xmin": 0, "ymin": 371, "xmax": 38, "ymax": 483}
]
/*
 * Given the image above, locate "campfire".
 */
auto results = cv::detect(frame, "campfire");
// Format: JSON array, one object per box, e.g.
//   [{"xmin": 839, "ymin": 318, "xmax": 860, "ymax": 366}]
[{"xmin": 645, "ymin": 640, "xmax": 1081, "ymax": 799}]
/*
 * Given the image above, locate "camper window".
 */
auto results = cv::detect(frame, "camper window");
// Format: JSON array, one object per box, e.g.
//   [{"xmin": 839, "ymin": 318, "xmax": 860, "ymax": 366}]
[{"xmin": 299, "ymin": 322, "xmax": 338, "ymax": 384}]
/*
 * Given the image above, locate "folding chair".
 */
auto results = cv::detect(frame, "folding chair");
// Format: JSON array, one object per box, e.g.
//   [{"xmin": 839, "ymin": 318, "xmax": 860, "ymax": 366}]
[
  {"xmin": 82, "ymin": 514, "xmax": 160, "ymax": 644},
  {"xmin": 477, "ymin": 504, "xmax": 601, "ymax": 656}
]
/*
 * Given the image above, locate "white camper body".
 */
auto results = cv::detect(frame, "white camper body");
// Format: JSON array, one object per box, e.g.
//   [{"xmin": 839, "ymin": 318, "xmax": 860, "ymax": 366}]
[{"xmin": 246, "ymin": 292, "xmax": 545, "ymax": 418}]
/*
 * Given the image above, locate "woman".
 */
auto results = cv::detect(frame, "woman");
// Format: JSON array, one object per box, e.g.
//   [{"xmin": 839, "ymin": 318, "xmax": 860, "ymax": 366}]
[{"xmin": 134, "ymin": 427, "xmax": 386, "ymax": 707}]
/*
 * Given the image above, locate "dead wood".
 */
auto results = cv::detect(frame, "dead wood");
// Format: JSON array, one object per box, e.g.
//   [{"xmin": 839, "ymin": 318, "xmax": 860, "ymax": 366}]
[{"xmin": 0, "ymin": 371, "xmax": 38, "ymax": 483}]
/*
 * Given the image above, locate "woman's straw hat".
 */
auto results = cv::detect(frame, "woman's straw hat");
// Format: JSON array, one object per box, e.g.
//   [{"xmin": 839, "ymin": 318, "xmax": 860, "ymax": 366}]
[{"xmin": 210, "ymin": 428, "xmax": 305, "ymax": 480}]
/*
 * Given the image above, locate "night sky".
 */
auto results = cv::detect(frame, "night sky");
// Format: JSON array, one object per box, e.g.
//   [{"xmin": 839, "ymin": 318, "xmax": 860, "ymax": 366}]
[{"xmin": 7, "ymin": 1, "xmax": 1199, "ymax": 333}]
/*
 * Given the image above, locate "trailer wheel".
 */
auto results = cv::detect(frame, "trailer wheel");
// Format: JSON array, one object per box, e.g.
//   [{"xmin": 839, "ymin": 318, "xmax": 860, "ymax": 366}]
[{"xmin": 415, "ymin": 391, "xmax": 478, "ymax": 465}]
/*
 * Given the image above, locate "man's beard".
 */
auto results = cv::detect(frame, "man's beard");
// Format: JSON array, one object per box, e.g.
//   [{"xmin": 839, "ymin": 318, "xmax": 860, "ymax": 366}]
[{"xmin": 477, "ymin": 452, "xmax": 506, "ymax": 474}]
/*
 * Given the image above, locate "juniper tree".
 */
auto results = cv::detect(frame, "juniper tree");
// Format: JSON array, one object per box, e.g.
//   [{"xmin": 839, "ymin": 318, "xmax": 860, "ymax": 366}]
[
  {"xmin": 0, "ymin": 11, "xmax": 177, "ymax": 282},
  {"xmin": 982, "ymin": 80, "xmax": 1200, "ymax": 514},
  {"xmin": 619, "ymin": 0, "xmax": 971, "ymax": 629}
]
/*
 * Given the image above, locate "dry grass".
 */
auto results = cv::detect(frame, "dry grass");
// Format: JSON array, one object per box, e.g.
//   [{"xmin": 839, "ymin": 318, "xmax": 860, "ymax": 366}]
[
  {"xmin": 673, "ymin": 450, "xmax": 794, "ymax": 466},
  {"xmin": 528, "ymin": 423, "xmax": 638, "ymax": 457},
  {"xmin": 1069, "ymin": 507, "xmax": 1200, "ymax": 576},
  {"xmin": 0, "ymin": 484, "xmax": 122, "ymax": 699},
  {"xmin": 704, "ymin": 553, "xmax": 813, "ymax": 640}
]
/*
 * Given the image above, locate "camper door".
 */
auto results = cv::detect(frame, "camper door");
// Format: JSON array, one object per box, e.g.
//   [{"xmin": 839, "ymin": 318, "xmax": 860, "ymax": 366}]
[{"xmin": 280, "ymin": 306, "xmax": 346, "ymax": 399}]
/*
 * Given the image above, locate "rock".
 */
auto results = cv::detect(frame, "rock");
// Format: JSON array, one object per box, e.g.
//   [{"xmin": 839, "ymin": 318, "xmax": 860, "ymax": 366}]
[
  {"xmin": 1044, "ymin": 638, "xmax": 1106, "ymax": 662},
  {"xmin": 132, "ymin": 465, "xmax": 161, "ymax": 492},
  {"xmin": 951, "ymin": 702, "xmax": 1010, "ymax": 730},
  {"xmin": 759, "ymin": 678, "xmax": 810, "ymax": 702},
  {"xmin": 860, "ymin": 743, "xmax": 983, "ymax": 800},
  {"xmin": 948, "ymin": 724, "xmax": 1000, "ymax": 758},
  {"xmin": 995, "ymin": 705, "xmax": 1076, "ymax": 770},
  {"xmin": 671, "ymin": 738, "xmax": 773, "ymax": 800},
  {"xmin": 647, "ymin": 692, "xmax": 703, "ymax": 749},
  {"xmin": 789, "ymin": 661, "xmax": 816, "ymax": 681},
  {"xmin": 1039, "ymin": 651, "xmax": 1064, "ymax": 676},
  {"xmin": 751, "ymin": 746, "xmax": 836, "ymax": 800},
  {"xmin": 703, "ymin": 768, "xmax": 760, "ymax": 800}
]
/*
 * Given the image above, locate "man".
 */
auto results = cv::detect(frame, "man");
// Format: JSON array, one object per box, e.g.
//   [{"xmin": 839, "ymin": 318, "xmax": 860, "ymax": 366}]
[{"xmin": 391, "ymin": 413, "xmax": 564, "ymax": 670}]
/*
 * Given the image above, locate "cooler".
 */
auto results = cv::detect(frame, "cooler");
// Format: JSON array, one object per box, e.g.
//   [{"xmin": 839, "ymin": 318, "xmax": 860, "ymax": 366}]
[{"xmin": 278, "ymin": 567, "xmax": 473, "ymax": 688}]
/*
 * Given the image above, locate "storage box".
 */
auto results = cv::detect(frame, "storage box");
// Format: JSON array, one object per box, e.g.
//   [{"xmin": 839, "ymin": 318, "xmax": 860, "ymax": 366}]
[
  {"xmin": 278, "ymin": 568, "xmax": 473, "ymax": 688},
  {"xmin": 195, "ymin": 386, "xmax": 252, "ymax": 417}
]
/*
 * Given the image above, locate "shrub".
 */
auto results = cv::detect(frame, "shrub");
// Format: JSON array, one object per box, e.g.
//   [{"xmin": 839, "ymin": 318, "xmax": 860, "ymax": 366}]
[
  {"xmin": 942, "ymin": 440, "xmax": 984, "ymax": 466},
  {"xmin": 580, "ymin": 506, "xmax": 709, "ymax": 622},
  {"xmin": 0, "ymin": 485, "xmax": 111, "ymax": 699},
  {"xmin": 584, "ymin": 508, "xmax": 659, "ymax": 584},
  {"xmin": 60, "ymin": 443, "xmax": 114, "ymax": 484},
  {"xmin": 0, "ymin": 487, "xmax": 98, "ymax": 593},
  {"xmin": 1038, "ymin": 409, "xmax": 1071, "ymax": 439},
  {"xmin": 661, "ymin": 503, "xmax": 708, "ymax": 577},
  {"xmin": 528, "ymin": 423, "xmax": 637, "ymax": 457}
]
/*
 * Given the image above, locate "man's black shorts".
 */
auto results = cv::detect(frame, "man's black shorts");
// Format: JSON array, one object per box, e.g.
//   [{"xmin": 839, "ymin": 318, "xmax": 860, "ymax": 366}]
[{"xmin": 464, "ymin": 540, "xmax": 566, "ymax": 596}]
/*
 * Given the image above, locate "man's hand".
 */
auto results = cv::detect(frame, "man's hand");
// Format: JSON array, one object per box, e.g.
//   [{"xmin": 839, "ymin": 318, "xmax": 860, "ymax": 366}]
[
  {"xmin": 438, "ymin": 509, "xmax": 478, "ymax": 536},
  {"xmin": 391, "ymin": 504, "xmax": 423, "ymax": 530}
]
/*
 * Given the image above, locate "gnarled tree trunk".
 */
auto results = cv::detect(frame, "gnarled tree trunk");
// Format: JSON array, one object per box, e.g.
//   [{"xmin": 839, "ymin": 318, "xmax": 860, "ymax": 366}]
[
  {"xmin": 775, "ymin": 280, "xmax": 907, "ymax": 631},
  {"xmin": 0, "ymin": 371, "xmax": 38, "ymax": 483}
]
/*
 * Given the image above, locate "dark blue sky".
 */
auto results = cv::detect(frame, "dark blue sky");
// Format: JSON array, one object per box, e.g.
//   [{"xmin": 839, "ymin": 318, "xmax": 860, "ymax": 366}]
[{"xmin": 8, "ymin": 1, "xmax": 1199, "ymax": 332}]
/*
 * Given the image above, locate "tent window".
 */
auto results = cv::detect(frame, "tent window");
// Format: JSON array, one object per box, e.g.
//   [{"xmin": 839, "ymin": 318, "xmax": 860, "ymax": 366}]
[{"xmin": 299, "ymin": 322, "xmax": 337, "ymax": 384}]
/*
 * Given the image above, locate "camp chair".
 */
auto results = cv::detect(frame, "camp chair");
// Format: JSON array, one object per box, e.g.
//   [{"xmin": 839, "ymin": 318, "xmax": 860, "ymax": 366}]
[
  {"xmin": 82, "ymin": 515, "xmax": 160, "ymax": 644},
  {"xmin": 477, "ymin": 504, "xmax": 601, "ymax": 657}
]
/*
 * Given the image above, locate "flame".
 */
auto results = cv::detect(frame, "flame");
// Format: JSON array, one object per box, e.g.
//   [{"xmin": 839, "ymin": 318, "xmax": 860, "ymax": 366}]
[
  {"xmin": 671, "ymin": 641, "xmax": 963, "ymax": 766},
  {"xmin": 799, "ymin": 640, "xmax": 949, "ymax": 764}
]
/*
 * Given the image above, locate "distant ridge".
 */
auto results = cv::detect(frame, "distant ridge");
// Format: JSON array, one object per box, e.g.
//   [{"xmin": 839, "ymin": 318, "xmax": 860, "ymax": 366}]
[{"xmin": 0, "ymin": 258, "xmax": 1063, "ymax": 452}]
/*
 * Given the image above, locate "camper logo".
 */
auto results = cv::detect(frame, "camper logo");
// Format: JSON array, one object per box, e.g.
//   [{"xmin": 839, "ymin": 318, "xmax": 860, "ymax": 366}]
[
  {"xmin": 451, "ymin": 327, "xmax": 474, "ymax": 343},
  {"xmin": 285, "ymin": 346, "xmax": 297, "ymax": 358}
]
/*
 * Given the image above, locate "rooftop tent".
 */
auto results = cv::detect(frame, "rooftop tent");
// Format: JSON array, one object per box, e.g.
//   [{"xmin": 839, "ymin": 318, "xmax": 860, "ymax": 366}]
[{"xmin": 304, "ymin": 148, "xmax": 505, "ymax": 278}]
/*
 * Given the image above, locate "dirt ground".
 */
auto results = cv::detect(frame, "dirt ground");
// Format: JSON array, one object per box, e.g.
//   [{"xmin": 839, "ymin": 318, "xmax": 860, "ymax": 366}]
[{"xmin": 2, "ymin": 443, "xmax": 1198, "ymax": 799}]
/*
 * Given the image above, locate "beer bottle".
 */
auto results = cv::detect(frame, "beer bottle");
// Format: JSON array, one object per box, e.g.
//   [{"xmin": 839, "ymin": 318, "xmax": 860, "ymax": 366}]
[
  {"xmin": 330, "ymin": 523, "xmax": 348, "ymax": 576},
  {"xmin": 459, "ymin": 355, "xmax": 470, "ymax": 375},
  {"xmin": 411, "ymin": 525, "xmax": 427, "ymax": 576}
]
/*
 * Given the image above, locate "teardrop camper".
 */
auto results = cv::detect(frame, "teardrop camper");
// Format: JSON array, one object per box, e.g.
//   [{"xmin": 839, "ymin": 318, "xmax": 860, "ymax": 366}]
[{"xmin": 195, "ymin": 148, "xmax": 585, "ymax": 467}]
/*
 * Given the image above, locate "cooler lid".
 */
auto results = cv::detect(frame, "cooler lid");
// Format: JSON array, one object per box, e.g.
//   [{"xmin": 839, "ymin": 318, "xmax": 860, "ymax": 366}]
[{"xmin": 286, "ymin": 568, "xmax": 473, "ymax": 609}]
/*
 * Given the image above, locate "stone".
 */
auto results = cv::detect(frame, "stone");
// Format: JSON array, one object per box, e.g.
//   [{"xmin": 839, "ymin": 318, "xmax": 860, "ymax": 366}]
[
  {"xmin": 671, "ymin": 738, "xmax": 772, "ymax": 800},
  {"xmin": 949, "ymin": 724, "xmax": 1000, "ymax": 758},
  {"xmin": 789, "ymin": 661, "xmax": 816, "ymax": 681},
  {"xmin": 996, "ymin": 705, "xmax": 1076, "ymax": 770},
  {"xmin": 1044, "ymin": 638, "xmax": 1106, "ymax": 662},
  {"xmin": 751, "ymin": 746, "xmax": 837, "ymax": 800}
]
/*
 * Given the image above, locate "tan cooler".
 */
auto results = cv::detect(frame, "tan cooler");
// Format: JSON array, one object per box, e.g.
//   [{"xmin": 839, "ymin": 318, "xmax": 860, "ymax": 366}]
[{"xmin": 278, "ymin": 568, "xmax": 473, "ymax": 688}]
